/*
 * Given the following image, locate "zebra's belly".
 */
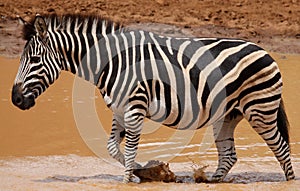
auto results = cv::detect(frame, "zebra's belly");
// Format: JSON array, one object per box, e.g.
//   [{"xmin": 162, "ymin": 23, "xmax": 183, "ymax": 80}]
[
  {"xmin": 147, "ymin": 97, "xmax": 225, "ymax": 130},
  {"xmin": 147, "ymin": 86, "xmax": 238, "ymax": 130}
]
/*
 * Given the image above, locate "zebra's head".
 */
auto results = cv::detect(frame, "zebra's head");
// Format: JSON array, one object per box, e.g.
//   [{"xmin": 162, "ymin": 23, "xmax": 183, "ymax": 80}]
[{"xmin": 12, "ymin": 15, "xmax": 61, "ymax": 110}]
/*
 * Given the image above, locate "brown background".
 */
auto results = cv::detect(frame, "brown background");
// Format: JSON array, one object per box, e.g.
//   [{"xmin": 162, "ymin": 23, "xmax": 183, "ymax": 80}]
[{"xmin": 0, "ymin": 0, "xmax": 300, "ymax": 56}]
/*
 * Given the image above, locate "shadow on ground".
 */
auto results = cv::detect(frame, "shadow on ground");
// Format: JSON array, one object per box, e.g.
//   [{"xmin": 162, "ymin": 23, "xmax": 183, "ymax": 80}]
[{"xmin": 34, "ymin": 171, "xmax": 289, "ymax": 184}]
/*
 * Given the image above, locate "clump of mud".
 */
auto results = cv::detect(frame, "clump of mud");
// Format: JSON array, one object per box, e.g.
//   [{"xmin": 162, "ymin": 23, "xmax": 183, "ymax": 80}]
[
  {"xmin": 133, "ymin": 160, "xmax": 176, "ymax": 183},
  {"xmin": 133, "ymin": 160, "xmax": 209, "ymax": 183},
  {"xmin": 192, "ymin": 165, "xmax": 209, "ymax": 183}
]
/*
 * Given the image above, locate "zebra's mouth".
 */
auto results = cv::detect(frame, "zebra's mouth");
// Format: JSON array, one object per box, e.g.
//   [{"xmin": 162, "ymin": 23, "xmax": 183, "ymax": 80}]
[{"xmin": 12, "ymin": 83, "xmax": 36, "ymax": 110}]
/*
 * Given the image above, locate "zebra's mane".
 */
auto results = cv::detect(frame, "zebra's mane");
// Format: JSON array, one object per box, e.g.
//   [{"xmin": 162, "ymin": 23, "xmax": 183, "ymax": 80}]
[{"xmin": 22, "ymin": 14, "xmax": 123, "ymax": 41}]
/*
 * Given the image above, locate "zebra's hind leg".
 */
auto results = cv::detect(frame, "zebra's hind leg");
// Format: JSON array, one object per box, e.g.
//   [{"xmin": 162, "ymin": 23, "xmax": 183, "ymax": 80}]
[
  {"xmin": 247, "ymin": 101, "xmax": 295, "ymax": 181},
  {"xmin": 211, "ymin": 109, "xmax": 243, "ymax": 182},
  {"xmin": 107, "ymin": 115, "xmax": 126, "ymax": 166}
]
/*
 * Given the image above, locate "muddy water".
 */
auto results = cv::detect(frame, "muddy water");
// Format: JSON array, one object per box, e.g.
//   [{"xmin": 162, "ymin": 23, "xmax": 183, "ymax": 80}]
[{"xmin": 0, "ymin": 54, "xmax": 300, "ymax": 190}]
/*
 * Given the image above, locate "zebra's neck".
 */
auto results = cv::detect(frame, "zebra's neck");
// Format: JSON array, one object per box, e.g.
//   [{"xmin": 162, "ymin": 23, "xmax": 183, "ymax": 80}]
[{"xmin": 46, "ymin": 15, "xmax": 123, "ymax": 89}]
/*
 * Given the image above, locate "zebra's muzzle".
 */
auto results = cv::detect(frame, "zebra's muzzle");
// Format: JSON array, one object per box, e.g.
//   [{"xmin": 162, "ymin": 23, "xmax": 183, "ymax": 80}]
[{"xmin": 12, "ymin": 83, "xmax": 35, "ymax": 110}]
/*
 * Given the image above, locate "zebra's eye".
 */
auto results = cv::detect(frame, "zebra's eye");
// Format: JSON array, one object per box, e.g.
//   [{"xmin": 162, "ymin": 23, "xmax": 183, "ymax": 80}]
[{"xmin": 30, "ymin": 56, "xmax": 41, "ymax": 63}]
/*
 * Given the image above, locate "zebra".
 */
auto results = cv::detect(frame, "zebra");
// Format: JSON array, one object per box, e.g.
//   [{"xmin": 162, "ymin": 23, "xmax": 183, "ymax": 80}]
[{"xmin": 12, "ymin": 14, "xmax": 295, "ymax": 183}]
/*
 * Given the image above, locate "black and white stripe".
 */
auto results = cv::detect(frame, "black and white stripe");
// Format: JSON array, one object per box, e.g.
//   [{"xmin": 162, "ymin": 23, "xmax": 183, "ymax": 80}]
[{"xmin": 12, "ymin": 14, "xmax": 295, "ymax": 182}]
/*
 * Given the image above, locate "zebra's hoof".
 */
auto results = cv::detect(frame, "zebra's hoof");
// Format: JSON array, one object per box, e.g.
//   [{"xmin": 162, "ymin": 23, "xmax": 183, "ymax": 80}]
[
  {"xmin": 123, "ymin": 176, "xmax": 133, "ymax": 183},
  {"xmin": 286, "ymin": 173, "xmax": 295, "ymax": 181},
  {"xmin": 210, "ymin": 175, "xmax": 223, "ymax": 183},
  {"xmin": 123, "ymin": 173, "xmax": 134, "ymax": 183}
]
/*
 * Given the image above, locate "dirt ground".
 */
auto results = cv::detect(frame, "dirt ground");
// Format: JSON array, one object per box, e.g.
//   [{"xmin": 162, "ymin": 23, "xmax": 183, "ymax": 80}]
[
  {"xmin": 1, "ymin": 0, "xmax": 300, "ymax": 190},
  {"xmin": 0, "ymin": 0, "xmax": 300, "ymax": 57}
]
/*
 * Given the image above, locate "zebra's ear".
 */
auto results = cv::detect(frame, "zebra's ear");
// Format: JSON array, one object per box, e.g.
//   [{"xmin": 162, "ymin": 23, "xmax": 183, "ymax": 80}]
[
  {"xmin": 34, "ymin": 14, "xmax": 47, "ymax": 39},
  {"xmin": 17, "ymin": 15, "xmax": 29, "ymax": 26}
]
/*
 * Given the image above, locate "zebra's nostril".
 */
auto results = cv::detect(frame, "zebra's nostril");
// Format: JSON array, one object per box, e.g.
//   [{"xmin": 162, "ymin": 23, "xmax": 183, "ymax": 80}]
[
  {"xmin": 12, "ymin": 83, "xmax": 24, "ymax": 107},
  {"xmin": 15, "ymin": 96, "xmax": 23, "ymax": 105}
]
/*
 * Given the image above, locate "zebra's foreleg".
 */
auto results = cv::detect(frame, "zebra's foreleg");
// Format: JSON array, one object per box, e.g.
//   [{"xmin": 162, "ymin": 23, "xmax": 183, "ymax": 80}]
[
  {"xmin": 122, "ymin": 107, "xmax": 145, "ymax": 183},
  {"xmin": 107, "ymin": 116, "xmax": 126, "ymax": 166},
  {"xmin": 211, "ymin": 110, "xmax": 243, "ymax": 182}
]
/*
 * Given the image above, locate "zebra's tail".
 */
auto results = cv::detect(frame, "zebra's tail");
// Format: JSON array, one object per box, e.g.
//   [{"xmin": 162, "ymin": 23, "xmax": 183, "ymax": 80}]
[{"xmin": 277, "ymin": 99, "xmax": 290, "ymax": 147}]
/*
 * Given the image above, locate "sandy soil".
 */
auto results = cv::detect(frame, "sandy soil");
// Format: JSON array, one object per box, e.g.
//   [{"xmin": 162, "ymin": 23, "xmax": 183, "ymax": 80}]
[{"xmin": 1, "ymin": 0, "xmax": 300, "ymax": 190}]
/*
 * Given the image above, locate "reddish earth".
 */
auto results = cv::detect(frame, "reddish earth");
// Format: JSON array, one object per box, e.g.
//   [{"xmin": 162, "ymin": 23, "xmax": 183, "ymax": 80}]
[{"xmin": 0, "ymin": 0, "xmax": 300, "ymax": 56}]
